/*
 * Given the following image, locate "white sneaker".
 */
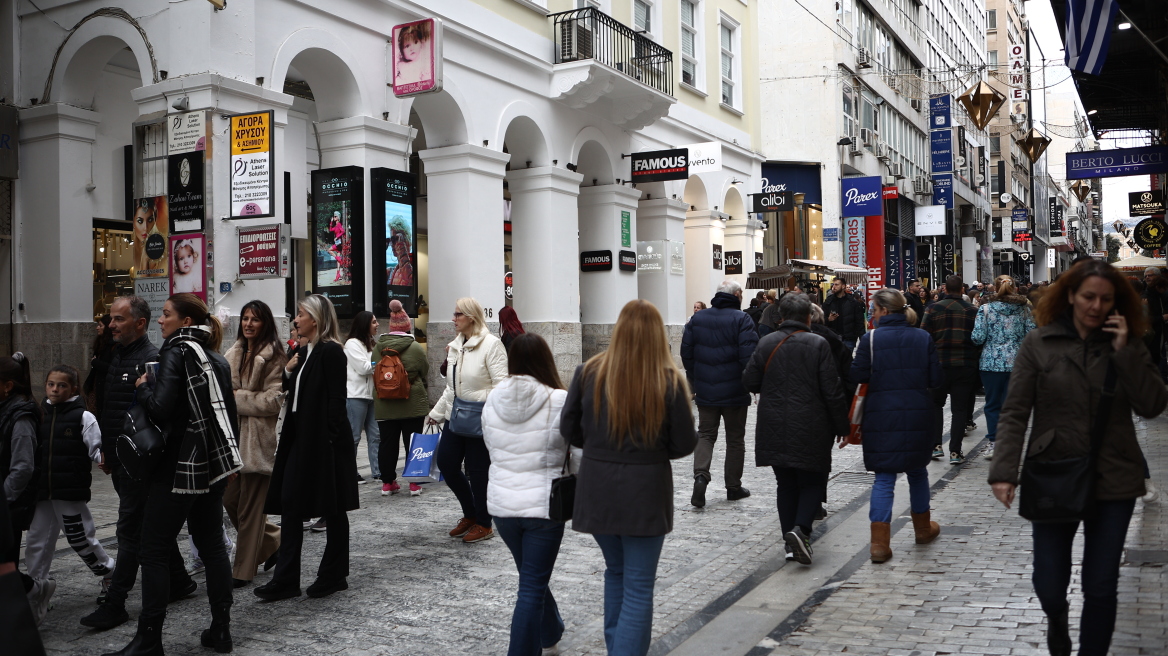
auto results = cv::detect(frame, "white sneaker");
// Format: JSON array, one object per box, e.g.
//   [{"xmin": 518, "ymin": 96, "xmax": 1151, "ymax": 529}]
[
  {"xmin": 1143, "ymin": 480, "xmax": 1159, "ymax": 503},
  {"xmin": 28, "ymin": 579, "xmax": 56, "ymax": 626},
  {"xmin": 186, "ymin": 557, "xmax": 205, "ymax": 576},
  {"xmin": 541, "ymin": 644, "xmax": 560, "ymax": 656},
  {"xmin": 984, "ymin": 442, "xmax": 995, "ymax": 460}
]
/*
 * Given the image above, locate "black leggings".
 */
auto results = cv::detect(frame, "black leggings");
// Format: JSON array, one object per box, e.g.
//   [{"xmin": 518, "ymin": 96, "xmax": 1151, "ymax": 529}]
[
  {"xmin": 772, "ymin": 467, "xmax": 828, "ymax": 536},
  {"xmin": 377, "ymin": 417, "xmax": 426, "ymax": 484},
  {"xmin": 436, "ymin": 428, "xmax": 492, "ymax": 528}
]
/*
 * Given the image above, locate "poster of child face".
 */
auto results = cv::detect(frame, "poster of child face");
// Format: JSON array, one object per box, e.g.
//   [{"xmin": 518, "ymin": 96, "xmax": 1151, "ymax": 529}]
[
  {"xmin": 133, "ymin": 197, "xmax": 170, "ymax": 279},
  {"xmin": 168, "ymin": 233, "xmax": 207, "ymax": 301},
  {"xmin": 316, "ymin": 201, "xmax": 352, "ymax": 288},
  {"xmin": 385, "ymin": 202, "xmax": 414, "ymax": 288},
  {"xmin": 391, "ymin": 18, "xmax": 442, "ymax": 97}
]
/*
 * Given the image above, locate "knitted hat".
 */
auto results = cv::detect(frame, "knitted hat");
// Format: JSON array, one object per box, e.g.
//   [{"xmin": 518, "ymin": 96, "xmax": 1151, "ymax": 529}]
[{"xmin": 387, "ymin": 299, "xmax": 411, "ymax": 333}]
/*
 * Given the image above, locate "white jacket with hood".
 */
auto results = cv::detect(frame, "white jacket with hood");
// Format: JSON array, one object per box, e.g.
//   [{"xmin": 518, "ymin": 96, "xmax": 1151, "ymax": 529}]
[
  {"xmin": 428, "ymin": 328, "xmax": 509, "ymax": 422},
  {"xmin": 482, "ymin": 375, "xmax": 579, "ymax": 519}
]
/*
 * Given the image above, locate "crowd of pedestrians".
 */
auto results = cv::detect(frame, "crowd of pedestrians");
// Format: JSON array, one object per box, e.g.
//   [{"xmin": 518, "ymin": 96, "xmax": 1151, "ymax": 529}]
[{"xmin": 1, "ymin": 258, "xmax": 1165, "ymax": 656}]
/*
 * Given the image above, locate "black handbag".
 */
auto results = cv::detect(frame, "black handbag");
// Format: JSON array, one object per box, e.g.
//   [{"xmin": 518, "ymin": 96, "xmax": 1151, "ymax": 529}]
[
  {"xmin": 1019, "ymin": 361, "xmax": 1116, "ymax": 523},
  {"xmin": 116, "ymin": 401, "xmax": 165, "ymax": 481},
  {"xmin": 549, "ymin": 447, "xmax": 576, "ymax": 522},
  {"xmin": 447, "ymin": 364, "xmax": 485, "ymax": 437}
]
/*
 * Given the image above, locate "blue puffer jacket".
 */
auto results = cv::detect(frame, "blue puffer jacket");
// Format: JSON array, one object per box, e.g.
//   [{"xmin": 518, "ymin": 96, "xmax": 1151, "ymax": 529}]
[
  {"xmin": 681, "ymin": 292, "xmax": 759, "ymax": 406},
  {"xmin": 970, "ymin": 296, "xmax": 1035, "ymax": 372},
  {"xmin": 850, "ymin": 313, "xmax": 942, "ymax": 473}
]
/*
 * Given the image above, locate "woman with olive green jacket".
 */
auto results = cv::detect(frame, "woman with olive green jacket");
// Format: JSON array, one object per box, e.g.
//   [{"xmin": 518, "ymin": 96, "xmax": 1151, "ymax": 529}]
[{"xmin": 371, "ymin": 307, "xmax": 429, "ymax": 496}]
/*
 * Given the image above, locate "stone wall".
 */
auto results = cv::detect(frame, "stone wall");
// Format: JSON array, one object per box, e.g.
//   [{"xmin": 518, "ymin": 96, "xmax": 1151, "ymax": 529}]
[
  {"xmin": 9, "ymin": 322, "xmax": 94, "ymax": 391},
  {"xmin": 524, "ymin": 321, "xmax": 582, "ymax": 388}
]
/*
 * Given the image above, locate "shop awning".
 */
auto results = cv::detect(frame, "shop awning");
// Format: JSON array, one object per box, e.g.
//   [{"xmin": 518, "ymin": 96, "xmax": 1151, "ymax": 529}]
[
  {"xmin": 1113, "ymin": 254, "xmax": 1167, "ymax": 272},
  {"xmin": 746, "ymin": 264, "xmax": 794, "ymax": 290},
  {"xmin": 790, "ymin": 258, "xmax": 868, "ymax": 285}
]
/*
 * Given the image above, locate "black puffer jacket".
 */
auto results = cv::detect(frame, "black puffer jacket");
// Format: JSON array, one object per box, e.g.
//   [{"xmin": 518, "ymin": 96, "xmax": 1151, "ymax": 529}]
[
  {"xmin": 822, "ymin": 293, "xmax": 867, "ymax": 341},
  {"xmin": 680, "ymin": 292, "xmax": 759, "ymax": 406},
  {"xmin": 743, "ymin": 321, "xmax": 850, "ymax": 472},
  {"xmin": 810, "ymin": 323, "xmax": 854, "ymax": 392},
  {"xmin": 100, "ymin": 335, "xmax": 158, "ymax": 472},
  {"xmin": 36, "ymin": 398, "xmax": 92, "ymax": 502}
]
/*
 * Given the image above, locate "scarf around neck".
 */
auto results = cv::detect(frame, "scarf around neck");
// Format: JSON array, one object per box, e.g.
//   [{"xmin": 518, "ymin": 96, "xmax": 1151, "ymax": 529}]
[{"xmin": 169, "ymin": 327, "xmax": 242, "ymax": 494}]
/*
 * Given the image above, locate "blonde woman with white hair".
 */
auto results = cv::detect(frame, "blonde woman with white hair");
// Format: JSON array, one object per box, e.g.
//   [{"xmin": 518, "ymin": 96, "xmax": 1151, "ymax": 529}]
[
  {"xmin": 257, "ymin": 294, "xmax": 359, "ymax": 602},
  {"xmin": 426, "ymin": 297, "xmax": 509, "ymax": 543}
]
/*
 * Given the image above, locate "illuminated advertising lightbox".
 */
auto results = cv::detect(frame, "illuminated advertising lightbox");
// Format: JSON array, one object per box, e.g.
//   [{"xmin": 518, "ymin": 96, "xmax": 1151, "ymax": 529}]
[
  {"xmin": 311, "ymin": 167, "xmax": 365, "ymax": 318},
  {"xmin": 371, "ymin": 168, "xmax": 418, "ymax": 316}
]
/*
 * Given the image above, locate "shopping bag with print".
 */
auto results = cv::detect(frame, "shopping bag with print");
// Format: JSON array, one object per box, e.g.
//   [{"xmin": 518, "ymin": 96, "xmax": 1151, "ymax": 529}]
[{"xmin": 403, "ymin": 427, "xmax": 442, "ymax": 483}]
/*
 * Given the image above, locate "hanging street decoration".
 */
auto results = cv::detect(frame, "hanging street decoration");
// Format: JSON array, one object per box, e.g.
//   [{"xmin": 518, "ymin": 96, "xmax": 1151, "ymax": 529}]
[
  {"xmin": 1020, "ymin": 128, "xmax": 1052, "ymax": 164},
  {"xmin": 1071, "ymin": 179, "xmax": 1093, "ymax": 203},
  {"xmin": 957, "ymin": 81, "xmax": 1006, "ymax": 131}
]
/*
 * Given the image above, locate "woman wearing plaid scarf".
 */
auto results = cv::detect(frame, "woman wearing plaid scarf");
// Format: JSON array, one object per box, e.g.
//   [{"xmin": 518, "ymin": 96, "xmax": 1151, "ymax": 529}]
[{"xmin": 106, "ymin": 293, "xmax": 241, "ymax": 656}]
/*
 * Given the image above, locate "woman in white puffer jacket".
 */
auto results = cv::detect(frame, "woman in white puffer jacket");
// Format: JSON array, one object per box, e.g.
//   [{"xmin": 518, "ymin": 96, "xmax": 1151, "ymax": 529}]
[{"xmin": 483, "ymin": 333, "xmax": 578, "ymax": 656}]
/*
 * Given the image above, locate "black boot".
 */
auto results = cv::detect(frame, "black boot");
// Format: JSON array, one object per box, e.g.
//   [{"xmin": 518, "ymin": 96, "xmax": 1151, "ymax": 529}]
[
  {"xmin": 1046, "ymin": 607, "xmax": 1072, "ymax": 656},
  {"xmin": 200, "ymin": 604, "xmax": 233, "ymax": 653},
  {"xmin": 101, "ymin": 617, "xmax": 164, "ymax": 656},
  {"xmin": 691, "ymin": 475, "xmax": 709, "ymax": 508}
]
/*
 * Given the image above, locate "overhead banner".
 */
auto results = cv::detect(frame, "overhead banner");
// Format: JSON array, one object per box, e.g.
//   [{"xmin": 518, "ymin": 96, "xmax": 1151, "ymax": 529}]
[
  {"xmin": 237, "ymin": 224, "xmax": 291, "ymax": 279},
  {"xmin": 929, "ymin": 95, "xmax": 951, "ymax": 129},
  {"xmin": 169, "ymin": 233, "xmax": 206, "ymax": 301},
  {"xmin": 167, "ymin": 152, "xmax": 205, "ymax": 233},
  {"xmin": 930, "ymin": 129, "xmax": 953, "ymax": 173},
  {"xmin": 914, "ymin": 205, "xmax": 946, "ymax": 236},
  {"xmin": 683, "ymin": 142, "xmax": 722, "ymax": 174},
  {"xmin": 311, "ymin": 166, "xmax": 365, "ymax": 318},
  {"xmin": 630, "ymin": 148, "xmax": 688, "ymax": 183},
  {"xmin": 133, "ymin": 196, "xmax": 169, "ymax": 279},
  {"xmin": 1067, "ymin": 146, "xmax": 1168, "ymax": 179},
  {"xmin": 932, "ymin": 174, "xmax": 953, "ymax": 209},
  {"xmin": 1129, "ymin": 190, "xmax": 1165, "ymax": 216},
  {"xmin": 229, "ymin": 110, "xmax": 274, "ymax": 217},
  {"xmin": 841, "ymin": 176, "xmax": 883, "ymax": 216},
  {"xmin": 371, "ymin": 168, "xmax": 418, "ymax": 316},
  {"xmin": 391, "ymin": 18, "xmax": 443, "ymax": 97}
]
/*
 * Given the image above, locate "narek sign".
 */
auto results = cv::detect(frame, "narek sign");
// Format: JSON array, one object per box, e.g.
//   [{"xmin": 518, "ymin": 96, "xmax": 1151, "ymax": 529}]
[
  {"xmin": 230, "ymin": 110, "xmax": 275, "ymax": 218},
  {"xmin": 1067, "ymin": 146, "xmax": 1168, "ymax": 180}
]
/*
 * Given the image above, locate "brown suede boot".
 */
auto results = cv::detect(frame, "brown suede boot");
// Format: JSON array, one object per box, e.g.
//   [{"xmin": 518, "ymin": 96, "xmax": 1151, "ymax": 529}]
[
  {"xmin": 870, "ymin": 522, "xmax": 892, "ymax": 563},
  {"xmin": 911, "ymin": 511, "xmax": 940, "ymax": 544}
]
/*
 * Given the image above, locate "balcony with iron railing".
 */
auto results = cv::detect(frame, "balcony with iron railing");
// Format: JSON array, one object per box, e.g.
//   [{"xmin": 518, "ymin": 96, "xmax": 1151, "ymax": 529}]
[{"xmin": 547, "ymin": 7, "xmax": 676, "ymax": 130}]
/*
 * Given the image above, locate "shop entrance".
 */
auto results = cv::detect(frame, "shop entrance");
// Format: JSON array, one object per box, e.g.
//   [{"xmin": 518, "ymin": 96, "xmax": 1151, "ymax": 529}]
[{"xmin": 92, "ymin": 220, "xmax": 136, "ymax": 320}]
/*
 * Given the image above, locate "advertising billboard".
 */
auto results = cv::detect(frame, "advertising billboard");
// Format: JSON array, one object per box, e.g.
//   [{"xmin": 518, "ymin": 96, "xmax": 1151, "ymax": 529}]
[
  {"xmin": 133, "ymin": 196, "xmax": 169, "ymax": 279},
  {"xmin": 391, "ymin": 18, "xmax": 443, "ymax": 97},
  {"xmin": 371, "ymin": 168, "xmax": 418, "ymax": 316},
  {"xmin": 169, "ymin": 233, "xmax": 206, "ymax": 301},
  {"xmin": 229, "ymin": 110, "xmax": 274, "ymax": 218},
  {"xmin": 311, "ymin": 167, "xmax": 365, "ymax": 318}
]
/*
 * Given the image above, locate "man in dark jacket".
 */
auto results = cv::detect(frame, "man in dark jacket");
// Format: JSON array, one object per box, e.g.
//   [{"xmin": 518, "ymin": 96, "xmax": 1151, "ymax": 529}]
[
  {"xmin": 904, "ymin": 278, "xmax": 925, "ymax": 327},
  {"xmin": 822, "ymin": 277, "xmax": 866, "ymax": 351},
  {"xmin": 81, "ymin": 297, "xmax": 195, "ymax": 630},
  {"xmin": 681, "ymin": 280, "xmax": 759, "ymax": 507},
  {"xmin": 743, "ymin": 293, "xmax": 849, "ymax": 565},
  {"xmin": 922, "ymin": 275, "xmax": 979, "ymax": 465}
]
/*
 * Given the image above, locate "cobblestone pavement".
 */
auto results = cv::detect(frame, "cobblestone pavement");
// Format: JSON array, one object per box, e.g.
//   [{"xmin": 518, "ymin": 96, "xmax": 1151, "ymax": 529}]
[{"xmin": 27, "ymin": 398, "xmax": 1167, "ymax": 655}]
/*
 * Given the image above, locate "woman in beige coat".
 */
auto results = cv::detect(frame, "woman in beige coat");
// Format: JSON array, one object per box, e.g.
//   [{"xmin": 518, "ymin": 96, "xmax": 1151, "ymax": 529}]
[{"xmin": 223, "ymin": 300, "xmax": 286, "ymax": 587}]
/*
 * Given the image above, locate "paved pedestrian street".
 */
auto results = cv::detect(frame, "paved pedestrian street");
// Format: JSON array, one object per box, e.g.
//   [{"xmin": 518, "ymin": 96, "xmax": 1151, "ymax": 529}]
[{"xmin": 31, "ymin": 400, "xmax": 1168, "ymax": 655}]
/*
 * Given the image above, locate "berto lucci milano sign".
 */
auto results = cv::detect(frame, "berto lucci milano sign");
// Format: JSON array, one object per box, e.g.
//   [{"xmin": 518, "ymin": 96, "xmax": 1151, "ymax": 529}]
[{"xmin": 1067, "ymin": 146, "xmax": 1168, "ymax": 180}]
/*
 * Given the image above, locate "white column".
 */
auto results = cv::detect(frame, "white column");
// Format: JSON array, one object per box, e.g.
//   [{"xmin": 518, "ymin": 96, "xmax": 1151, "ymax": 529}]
[
  {"xmin": 506, "ymin": 167, "xmax": 584, "ymax": 323},
  {"xmin": 961, "ymin": 236, "xmax": 978, "ymax": 286},
  {"xmin": 17, "ymin": 103, "xmax": 101, "ymax": 323},
  {"xmin": 684, "ymin": 209, "xmax": 726, "ymax": 318},
  {"xmin": 317, "ymin": 116, "xmax": 414, "ymax": 312},
  {"xmin": 578, "ymin": 185, "xmax": 642, "ymax": 325},
  {"xmin": 636, "ymin": 197, "xmax": 688, "ymax": 326},
  {"xmin": 420, "ymin": 144, "xmax": 510, "ymax": 320},
  {"xmin": 723, "ymin": 215, "xmax": 760, "ymax": 290}
]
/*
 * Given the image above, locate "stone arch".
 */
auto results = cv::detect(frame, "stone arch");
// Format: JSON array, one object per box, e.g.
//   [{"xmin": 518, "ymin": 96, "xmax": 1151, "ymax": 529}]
[
  {"xmin": 569, "ymin": 127, "xmax": 618, "ymax": 184},
  {"xmin": 683, "ymin": 175, "xmax": 709, "ymax": 211},
  {"xmin": 723, "ymin": 184, "xmax": 746, "ymax": 220},
  {"xmin": 46, "ymin": 10, "xmax": 157, "ymax": 106},
  {"xmin": 498, "ymin": 105, "xmax": 550, "ymax": 167},
  {"xmin": 269, "ymin": 28, "xmax": 370, "ymax": 121},
  {"xmin": 407, "ymin": 83, "xmax": 471, "ymax": 148}
]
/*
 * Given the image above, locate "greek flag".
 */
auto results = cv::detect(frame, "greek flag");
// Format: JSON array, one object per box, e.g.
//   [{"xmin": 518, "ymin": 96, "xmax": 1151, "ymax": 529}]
[{"xmin": 1064, "ymin": 0, "xmax": 1119, "ymax": 76}]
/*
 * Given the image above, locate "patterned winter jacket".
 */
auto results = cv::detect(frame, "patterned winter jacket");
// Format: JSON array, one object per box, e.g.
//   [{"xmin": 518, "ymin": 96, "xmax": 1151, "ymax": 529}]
[{"xmin": 970, "ymin": 295, "xmax": 1036, "ymax": 372}]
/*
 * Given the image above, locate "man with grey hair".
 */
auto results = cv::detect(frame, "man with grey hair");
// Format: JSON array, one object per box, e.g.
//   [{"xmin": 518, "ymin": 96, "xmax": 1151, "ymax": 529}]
[
  {"xmin": 682, "ymin": 279, "xmax": 759, "ymax": 507},
  {"xmin": 81, "ymin": 297, "xmax": 196, "ymax": 629},
  {"xmin": 743, "ymin": 293, "xmax": 849, "ymax": 564}
]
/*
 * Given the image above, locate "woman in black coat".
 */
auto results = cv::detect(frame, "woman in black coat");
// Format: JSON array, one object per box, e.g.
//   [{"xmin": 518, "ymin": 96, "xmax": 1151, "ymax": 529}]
[
  {"xmin": 256, "ymin": 294, "xmax": 358, "ymax": 602},
  {"xmin": 113, "ymin": 294, "xmax": 240, "ymax": 656}
]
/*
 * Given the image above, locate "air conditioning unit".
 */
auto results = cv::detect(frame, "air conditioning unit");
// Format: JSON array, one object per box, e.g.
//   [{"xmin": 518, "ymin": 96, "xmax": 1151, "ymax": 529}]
[
  {"xmin": 914, "ymin": 176, "xmax": 932, "ymax": 195},
  {"xmin": 999, "ymin": 251, "xmax": 1014, "ymax": 263},
  {"xmin": 860, "ymin": 128, "xmax": 877, "ymax": 147},
  {"xmin": 889, "ymin": 162, "xmax": 905, "ymax": 179},
  {"xmin": 857, "ymin": 48, "xmax": 873, "ymax": 68},
  {"xmin": 876, "ymin": 143, "xmax": 891, "ymax": 161},
  {"xmin": 910, "ymin": 98, "xmax": 922, "ymax": 112},
  {"xmin": 849, "ymin": 142, "xmax": 864, "ymax": 157},
  {"xmin": 559, "ymin": 19, "xmax": 594, "ymax": 61}
]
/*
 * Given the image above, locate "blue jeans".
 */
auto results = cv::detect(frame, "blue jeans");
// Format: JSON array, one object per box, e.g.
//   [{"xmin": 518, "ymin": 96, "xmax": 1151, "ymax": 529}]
[
  {"xmin": 346, "ymin": 398, "xmax": 380, "ymax": 478},
  {"xmin": 1031, "ymin": 499, "xmax": 1135, "ymax": 656},
  {"xmin": 593, "ymin": 534, "xmax": 666, "ymax": 656},
  {"xmin": 494, "ymin": 517, "xmax": 566, "ymax": 656},
  {"xmin": 980, "ymin": 371, "xmax": 1011, "ymax": 443},
  {"xmin": 869, "ymin": 468, "xmax": 931, "ymax": 523}
]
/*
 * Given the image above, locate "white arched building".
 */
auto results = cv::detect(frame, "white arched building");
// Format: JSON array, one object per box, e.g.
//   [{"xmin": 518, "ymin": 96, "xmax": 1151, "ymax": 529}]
[{"xmin": 2, "ymin": 0, "xmax": 762, "ymax": 385}]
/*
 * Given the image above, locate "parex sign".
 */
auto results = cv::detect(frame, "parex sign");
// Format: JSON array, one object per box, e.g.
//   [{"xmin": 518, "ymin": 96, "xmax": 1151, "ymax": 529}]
[{"xmin": 841, "ymin": 176, "xmax": 883, "ymax": 216}]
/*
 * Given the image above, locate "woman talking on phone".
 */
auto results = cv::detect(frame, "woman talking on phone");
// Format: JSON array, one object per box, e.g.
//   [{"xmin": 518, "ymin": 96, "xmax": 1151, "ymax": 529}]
[{"xmin": 989, "ymin": 260, "xmax": 1166, "ymax": 656}]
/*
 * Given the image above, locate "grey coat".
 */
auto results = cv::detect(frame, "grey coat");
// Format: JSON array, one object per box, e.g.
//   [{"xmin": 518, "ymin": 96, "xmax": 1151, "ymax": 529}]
[
  {"xmin": 561, "ymin": 365, "xmax": 697, "ymax": 537},
  {"xmin": 743, "ymin": 321, "xmax": 850, "ymax": 472}
]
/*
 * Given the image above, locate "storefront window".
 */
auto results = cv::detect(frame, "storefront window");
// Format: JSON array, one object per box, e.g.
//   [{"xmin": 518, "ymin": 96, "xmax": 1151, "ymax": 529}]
[{"xmin": 92, "ymin": 227, "xmax": 136, "ymax": 320}]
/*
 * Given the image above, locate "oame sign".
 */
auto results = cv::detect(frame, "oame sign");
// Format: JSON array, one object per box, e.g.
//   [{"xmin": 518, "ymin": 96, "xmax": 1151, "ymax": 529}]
[
  {"xmin": 1067, "ymin": 146, "xmax": 1168, "ymax": 180},
  {"xmin": 841, "ymin": 176, "xmax": 883, "ymax": 216}
]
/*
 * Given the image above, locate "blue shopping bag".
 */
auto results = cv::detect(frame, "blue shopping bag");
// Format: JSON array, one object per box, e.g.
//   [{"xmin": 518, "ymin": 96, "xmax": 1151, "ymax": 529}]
[{"xmin": 403, "ymin": 428, "xmax": 442, "ymax": 483}]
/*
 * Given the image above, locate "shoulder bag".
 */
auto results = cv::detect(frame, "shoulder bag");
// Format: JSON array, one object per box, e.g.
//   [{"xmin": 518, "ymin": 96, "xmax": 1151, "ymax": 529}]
[
  {"xmin": 843, "ymin": 329, "xmax": 873, "ymax": 447},
  {"xmin": 117, "ymin": 398, "xmax": 165, "ymax": 481},
  {"xmin": 549, "ymin": 446, "xmax": 576, "ymax": 522},
  {"xmin": 447, "ymin": 363, "xmax": 486, "ymax": 437},
  {"xmin": 1018, "ymin": 360, "xmax": 1116, "ymax": 523},
  {"xmin": 764, "ymin": 329, "xmax": 806, "ymax": 370}
]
